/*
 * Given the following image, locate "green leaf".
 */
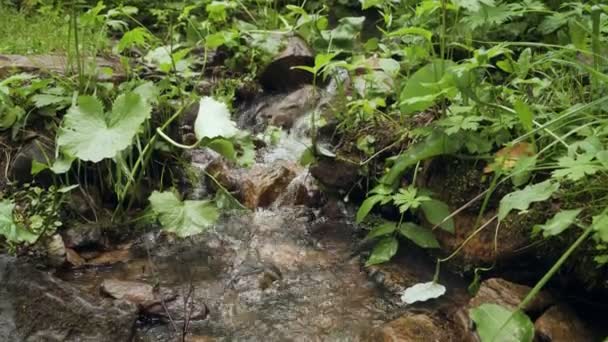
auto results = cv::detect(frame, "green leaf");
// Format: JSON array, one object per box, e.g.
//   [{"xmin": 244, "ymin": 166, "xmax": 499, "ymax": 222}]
[
  {"xmin": 592, "ymin": 210, "xmax": 608, "ymax": 243},
  {"xmin": 149, "ymin": 191, "xmax": 219, "ymax": 238},
  {"xmin": 397, "ymin": 222, "xmax": 440, "ymax": 248},
  {"xmin": 365, "ymin": 236, "xmax": 398, "ymax": 266},
  {"xmin": 31, "ymin": 94, "xmax": 70, "ymax": 108},
  {"xmin": 400, "ymin": 59, "xmax": 456, "ymax": 115},
  {"xmin": 117, "ymin": 27, "xmax": 151, "ymax": 52},
  {"xmin": 392, "ymin": 187, "xmax": 431, "ymax": 213},
  {"xmin": 356, "ymin": 194, "xmax": 386, "ymax": 223},
  {"xmin": 384, "ymin": 131, "xmax": 462, "ymax": 186},
  {"xmin": 360, "ymin": 0, "xmax": 383, "ymax": 10},
  {"xmin": 421, "ymin": 199, "xmax": 454, "ymax": 233},
  {"xmin": 533, "ymin": 209, "xmax": 582, "ymax": 237},
  {"xmin": 207, "ymin": 139, "xmax": 236, "ymax": 161},
  {"xmin": 58, "ymin": 93, "xmax": 151, "ymax": 162},
  {"xmin": 470, "ymin": 304, "xmax": 534, "ymax": 342},
  {"xmin": 400, "ymin": 281, "xmax": 446, "ymax": 304},
  {"xmin": 365, "ymin": 222, "xmax": 396, "ymax": 240},
  {"xmin": 498, "ymin": 180, "xmax": 559, "ymax": 221},
  {"xmin": 453, "ymin": 0, "xmax": 496, "ymax": 12},
  {"xmin": 0, "ymin": 199, "xmax": 38, "ymax": 244},
  {"xmin": 514, "ymin": 99, "xmax": 533, "ymax": 132},
  {"xmin": 552, "ymin": 154, "xmax": 600, "ymax": 182},
  {"xmin": 195, "ymin": 97, "xmax": 238, "ymax": 140}
]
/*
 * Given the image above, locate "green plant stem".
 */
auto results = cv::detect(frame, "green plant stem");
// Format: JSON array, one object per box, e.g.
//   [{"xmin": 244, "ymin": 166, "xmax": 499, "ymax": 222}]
[{"xmin": 591, "ymin": 5, "xmax": 602, "ymax": 97}]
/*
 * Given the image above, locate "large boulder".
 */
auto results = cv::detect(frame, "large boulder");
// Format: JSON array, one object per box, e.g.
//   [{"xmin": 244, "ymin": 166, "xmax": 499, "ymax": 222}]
[
  {"xmin": 258, "ymin": 35, "xmax": 315, "ymax": 92},
  {"xmin": 0, "ymin": 255, "xmax": 137, "ymax": 342}
]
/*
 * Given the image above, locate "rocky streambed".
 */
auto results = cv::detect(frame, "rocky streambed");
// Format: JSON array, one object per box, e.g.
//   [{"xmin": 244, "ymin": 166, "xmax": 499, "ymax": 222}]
[{"xmin": 1, "ymin": 43, "xmax": 606, "ymax": 341}]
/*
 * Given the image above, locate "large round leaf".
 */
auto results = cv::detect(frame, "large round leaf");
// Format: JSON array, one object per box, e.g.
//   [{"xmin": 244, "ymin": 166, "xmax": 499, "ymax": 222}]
[{"xmin": 58, "ymin": 93, "xmax": 151, "ymax": 162}]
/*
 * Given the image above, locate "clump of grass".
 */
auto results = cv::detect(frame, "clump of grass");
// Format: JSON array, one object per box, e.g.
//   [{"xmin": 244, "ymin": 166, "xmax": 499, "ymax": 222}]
[{"xmin": 0, "ymin": 5, "xmax": 68, "ymax": 54}]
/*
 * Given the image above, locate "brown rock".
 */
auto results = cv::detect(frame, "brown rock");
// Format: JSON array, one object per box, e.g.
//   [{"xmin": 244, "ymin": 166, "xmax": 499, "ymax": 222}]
[
  {"xmin": 101, "ymin": 279, "xmax": 157, "ymax": 307},
  {"xmin": 276, "ymin": 170, "xmax": 322, "ymax": 207},
  {"xmin": 65, "ymin": 248, "xmax": 86, "ymax": 267},
  {"xmin": 371, "ymin": 313, "xmax": 460, "ymax": 342},
  {"xmin": 310, "ymin": 158, "xmax": 360, "ymax": 190},
  {"xmin": 0, "ymin": 54, "xmax": 125, "ymax": 81},
  {"xmin": 241, "ymin": 161, "xmax": 299, "ymax": 208},
  {"xmin": 534, "ymin": 305, "xmax": 595, "ymax": 342},
  {"xmin": 469, "ymin": 278, "xmax": 554, "ymax": 314},
  {"xmin": 258, "ymin": 34, "xmax": 314, "ymax": 92},
  {"xmin": 257, "ymin": 85, "xmax": 320, "ymax": 130},
  {"xmin": 86, "ymin": 249, "xmax": 130, "ymax": 266},
  {"xmin": 185, "ymin": 335, "xmax": 216, "ymax": 342}
]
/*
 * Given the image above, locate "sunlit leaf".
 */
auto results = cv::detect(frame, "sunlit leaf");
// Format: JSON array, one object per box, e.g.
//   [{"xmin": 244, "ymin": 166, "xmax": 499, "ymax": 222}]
[
  {"xmin": 365, "ymin": 222, "xmax": 396, "ymax": 240},
  {"xmin": 400, "ymin": 281, "xmax": 446, "ymax": 304},
  {"xmin": 400, "ymin": 59, "xmax": 456, "ymax": 115},
  {"xmin": 195, "ymin": 97, "xmax": 238, "ymax": 140},
  {"xmin": 470, "ymin": 304, "xmax": 534, "ymax": 342},
  {"xmin": 0, "ymin": 199, "xmax": 38, "ymax": 244}
]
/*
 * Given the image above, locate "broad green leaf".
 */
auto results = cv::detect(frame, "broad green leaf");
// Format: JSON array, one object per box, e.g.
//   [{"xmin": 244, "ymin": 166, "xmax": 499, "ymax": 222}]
[
  {"xmin": 365, "ymin": 222, "xmax": 396, "ymax": 240},
  {"xmin": 207, "ymin": 139, "xmax": 236, "ymax": 161},
  {"xmin": 514, "ymin": 99, "xmax": 533, "ymax": 132},
  {"xmin": 31, "ymin": 94, "xmax": 70, "ymax": 108},
  {"xmin": 58, "ymin": 93, "xmax": 151, "ymax": 162},
  {"xmin": 384, "ymin": 131, "xmax": 463, "ymax": 186},
  {"xmin": 195, "ymin": 97, "xmax": 238, "ymax": 140},
  {"xmin": 400, "ymin": 59, "xmax": 456, "ymax": 115},
  {"xmin": 592, "ymin": 210, "xmax": 608, "ymax": 243},
  {"xmin": 360, "ymin": 0, "xmax": 383, "ymax": 9},
  {"xmin": 398, "ymin": 222, "xmax": 440, "ymax": 248},
  {"xmin": 421, "ymin": 199, "xmax": 455, "ymax": 233},
  {"xmin": 498, "ymin": 180, "xmax": 559, "ymax": 220},
  {"xmin": 533, "ymin": 209, "xmax": 582, "ymax": 237},
  {"xmin": 470, "ymin": 304, "xmax": 534, "ymax": 342},
  {"xmin": 510, "ymin": 156, "xmax": 537, "ymax": 187},
  {"xmin": 149, "ymin": 191, "xmax": 219, "ymax": 238},
  {"xmin": 117, "ymin": 27, "xmax": 151, "ymax": 52},
  {"xmin": 0, "ymin": 200, "xmax": 38, "ymax": 244},
  {"xmin": 387, "ymin": 27, "xmax": 433, "ymax": 42},
  {"xmin": 400, "ymin": 281, "xmax": 446, "ymax": 304},
  {"xmin": 356, "ymin": 194, "xmax": 386, "ymax": 223},
  {"xmin": 365, "ymin": 236, "xmax": 398, "ymax": 266}
]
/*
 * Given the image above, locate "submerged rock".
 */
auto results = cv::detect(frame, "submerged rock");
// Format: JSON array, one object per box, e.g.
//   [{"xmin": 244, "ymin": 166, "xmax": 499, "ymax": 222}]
[
  {"xmin": 369, "ymin": 312, "xmax": 472, "ymax": 342},
  {"xmin": 310, "ymin": 157, "xmax": 360, "ymax": 191},
  {"xmin": 0, "ymin": 255, "xmax": 137, "ymax": 342},
  {"xmin": 534, "ymin": 305, "xmax": 595, "ymax": 342},
  {"xmin": 241, "ymin": 160, "xmax": 299, "ymax": 209}
]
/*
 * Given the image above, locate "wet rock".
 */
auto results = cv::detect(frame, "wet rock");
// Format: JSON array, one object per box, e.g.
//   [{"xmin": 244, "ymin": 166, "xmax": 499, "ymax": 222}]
[
  {"xmin": 45, "ymin": 234, "xmax": 66, "ymax": 267},
  {"xmin": 369, "ymin": 313, "xmax": 463, "ymax": 342},
  {"xmin": 257, "ymin": 85, "xmax": 320, "ymax": 130},
  {"xmin": 86, "ymin": 249, "xmax": 130, "ymax": 266},
  {"xmin": 101, "ymin": 279, "xmax": 158, "ymax": 306},
  {"xmin": 10, "ymin": 137, "xmax": 54, "ymax": 185},
  {"xmin": 65, "ymin": 248, "xmax": 86, "ymax": 267},
  {"xmin": 0, "ymin": 255, "xmax": 137, "ymax": 341},
  {"xmin": 258, "ymin": 34, "xmax": 314, "ymax": 92},
  {"xmin": 310, "ymin": 158, "xmax": 360, "ymax": 190},
  {"xmin": 241, "ymin": 161, "xmax": 299, "ymax": 209},
  {"xmin": 469, "ymin": 278, "xmax": 554, "ymax": 314},
  {"xmin": 101, "ymin": 279, "xmax": 208, "ymax": 321},
  {"xmin": 0, "ymin": 54, "xmax": 126, "ymax": 82},
  {"xmin": 534, "ymin": 305, "xmax": 595, "ymax": 342},
  {"xmin": 61, "ymin": 221, "xmax": 105, "ymax": 249},
  {"xmin": 276, "ymin": 170, "xmax": 323, "ymax": 207}
]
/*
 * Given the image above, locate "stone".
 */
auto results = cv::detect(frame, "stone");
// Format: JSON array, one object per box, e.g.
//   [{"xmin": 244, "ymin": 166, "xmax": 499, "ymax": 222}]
[
  {"xmin": 276, "ymin": 170, "xmax": 323, "ymax": 207},
  {"xmin": 0, "ymin": 255, "xmax": 137, "ymax": 341},
  {"xmin": 0, "ymin": 54, "xmax": 125, "ymax": 82},
  {"xmin": 370, "ymin": 313, "xmax": 463, "ymax": 342},
  {"xmin": 241, "ymin": 161, "xmax": 299, "ymax": 209},
  {"xmin": 86, "ymin": 249, "xmax": 130, "ymax": 266},
  {"xmin": 100, "ymin": 279, "xmax": 207, "ymax": 321},
  {"xmin": 534, "ymin": 305, "xmax": 595, "ymax": 342},
  {"xmin": 258, "ymin": 34, "xmax": 315, "ymax": 92},
  {"xmin": 9, "ymin": 137, "xmax": 54, "ymax": 185},
  {"xmin": 65, "ymin": 248, "xmax": 86, "ymax": 267},
  {"xmin": 256, "ymin": 85, "xmax": 320, "ymax": 130},
  {"xmin": 469, "ymin": 278, "xmax": 554, "ymax": 314},
  {"xmin": 45, "ymin": 234, "xmax": 66, "ymax": 267},
  {"xmin": 310, "ymin": 158, "xmax": 360, "ymax": 190},
  {"xmin": 61, "ymin": 221, "xmax": 104, "ymax": 249}
]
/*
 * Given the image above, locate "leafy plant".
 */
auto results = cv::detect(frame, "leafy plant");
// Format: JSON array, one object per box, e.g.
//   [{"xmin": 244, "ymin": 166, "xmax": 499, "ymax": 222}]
[{"xmin": 149, "ymin": 190, "xmax": 219, "ymax": 238}]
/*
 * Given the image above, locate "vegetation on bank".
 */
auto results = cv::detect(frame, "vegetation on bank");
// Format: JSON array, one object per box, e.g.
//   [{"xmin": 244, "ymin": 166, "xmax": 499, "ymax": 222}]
[{"xmin": 1, "ymin": 0, "xmax": 608, "ymax": 341}]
